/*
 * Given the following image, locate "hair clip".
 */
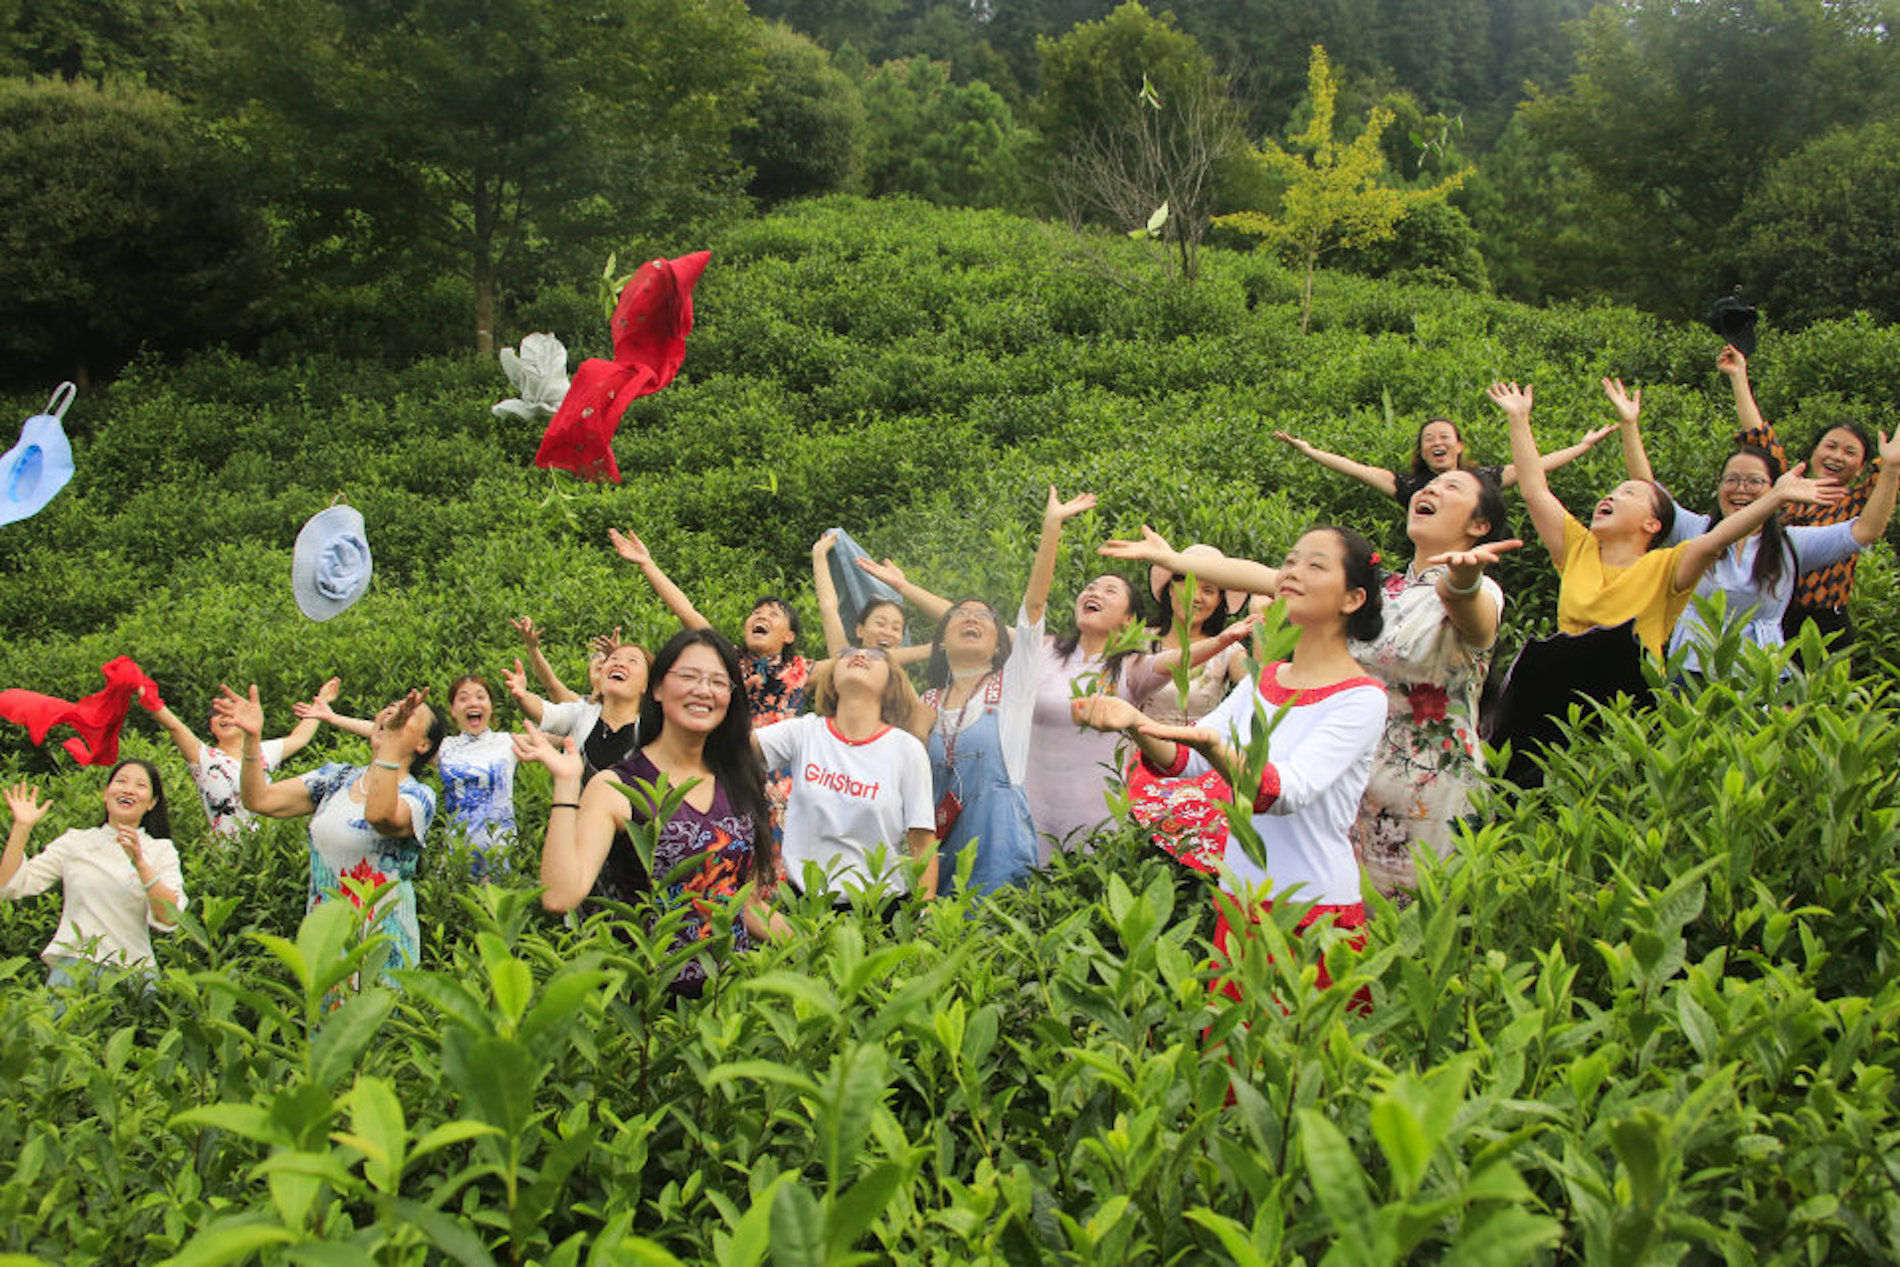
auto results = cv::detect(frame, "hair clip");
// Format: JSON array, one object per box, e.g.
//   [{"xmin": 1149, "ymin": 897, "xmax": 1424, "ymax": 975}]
[{"xmin": 1369, "ymin": 551, "xmax": 1381, "ymax": 566}]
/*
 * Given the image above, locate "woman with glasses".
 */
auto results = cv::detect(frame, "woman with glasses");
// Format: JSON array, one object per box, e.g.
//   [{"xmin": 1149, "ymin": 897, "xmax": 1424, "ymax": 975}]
[
  {"xmin": 520, "ymin": 627, "xmax": 784, "ymax": 998},
  {"xmin": 1610, "ymin": 376, "xmax": 1900, "ymax": 672},
  {"xmin": 752, "ymin": 645, "xmax": 937, "ymax": 905}
]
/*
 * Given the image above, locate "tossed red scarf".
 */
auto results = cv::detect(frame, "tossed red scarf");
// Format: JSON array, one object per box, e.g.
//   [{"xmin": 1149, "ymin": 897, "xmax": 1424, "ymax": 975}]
[
  {"xmin": 535, "ymin": 250, "xmax": 710, "ymax": 482},
  {"xmin": 0, "ymin": 655, "xmax": 162, "ymax": 765}
]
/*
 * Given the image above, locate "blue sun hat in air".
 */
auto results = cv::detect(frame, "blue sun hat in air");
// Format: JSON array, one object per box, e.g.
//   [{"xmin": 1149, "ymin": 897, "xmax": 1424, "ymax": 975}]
[
  {"xmin": 292, "ymin": 495, "xmax": 374, "ymax": 621},
  {"xmin": 0, "ymin": 383, "xmax": 77, "ymax": 528}
]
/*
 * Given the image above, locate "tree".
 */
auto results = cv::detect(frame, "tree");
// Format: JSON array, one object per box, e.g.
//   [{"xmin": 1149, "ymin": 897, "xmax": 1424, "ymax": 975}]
[
  {"xmin": 202, "ymin": 0, "xmax": 763, "ymax": 356},
  {"xmin": 861, "ymin": 58, "xmax": 1032, "ymax": 209},
  {"xmin": 1737, "ymin": 123, "xmax": 1900, "ymax": 329},
  {"xmin": 1522, "ymin": 0, "xmax": 1897, "ymax": 314},
  {"xmin": 737, "ymin": 24, "xmax": 866, "ymax": 205},
  {"xmin": 1216, "ymin": 45, "xmax": 1466, "ymax": 330},
  {"xmin": 1037, "ymin": 2, "xmax": 1248, "ymax": 281},
  {"xmin": 0, "ymin": 77, "xmax": 264, "ymax": 386}
]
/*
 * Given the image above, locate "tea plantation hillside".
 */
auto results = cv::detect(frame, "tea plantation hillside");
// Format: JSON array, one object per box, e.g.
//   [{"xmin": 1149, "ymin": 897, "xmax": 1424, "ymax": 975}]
[{"xmin": 3, "ymin": 197, "xmax": 1900, "ymax": 1263}]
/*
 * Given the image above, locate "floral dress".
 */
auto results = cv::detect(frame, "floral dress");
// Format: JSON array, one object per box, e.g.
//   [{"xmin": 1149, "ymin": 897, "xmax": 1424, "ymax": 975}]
[
  {"xmin": 1346, "ymin": 567, "xmax": 1502, "ymax": 899},
  {"xmin": 301, "ymin": 764, "xmax": 437, "ymax": 991},
  {"xmin": 743, "ymin": 651, "xmax": 811, "ymax": 851},
  {"xmin": 606, "ymin": 751, "xmax": 762, "ymax": 998},
  {"xmin": 1123, "ymin": 640, "xmax": 1247, "ymax": 874}
]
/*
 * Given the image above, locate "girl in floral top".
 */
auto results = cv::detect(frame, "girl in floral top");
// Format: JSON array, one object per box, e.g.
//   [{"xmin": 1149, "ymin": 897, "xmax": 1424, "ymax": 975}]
[
  {"xmin": 608, "ymin": 529, "xmax": 812, "ymax": 841},
  {"xmin": 1346, "ymin": 470, "xmax": 1517, "ymax": 900}
]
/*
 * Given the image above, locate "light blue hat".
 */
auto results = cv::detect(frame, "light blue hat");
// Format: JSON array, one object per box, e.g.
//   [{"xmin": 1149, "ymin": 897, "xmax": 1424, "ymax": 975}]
[
  {"xmin": 0, "ymin": 383, "xmax": 77, "ymax": 528},
  {"xmin": 293, "ymin": 496, "xmax": 373, "ymax": 621}
]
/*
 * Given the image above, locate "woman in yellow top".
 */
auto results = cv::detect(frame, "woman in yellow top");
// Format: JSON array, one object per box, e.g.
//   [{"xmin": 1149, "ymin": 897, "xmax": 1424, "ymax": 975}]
[{"xmin": 1485, "ymin": 380, "xmax": 1840, "ymax": 784}]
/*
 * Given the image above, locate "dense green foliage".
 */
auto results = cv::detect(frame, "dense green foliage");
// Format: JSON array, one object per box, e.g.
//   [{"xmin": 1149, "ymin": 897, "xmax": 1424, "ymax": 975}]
[{"xmin": 3, "ymin": 197, "xmax": 1900, "ymax": 1260}]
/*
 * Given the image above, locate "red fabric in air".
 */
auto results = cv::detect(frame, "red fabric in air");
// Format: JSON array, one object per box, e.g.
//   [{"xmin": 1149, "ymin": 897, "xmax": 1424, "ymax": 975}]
[
  {"xmin": 0, "ymin": 656, "xmax": 162, "ymax": 766},
  {"xmin": 535, "ymin": 250, "xmax": 711, "ymax": 482}
]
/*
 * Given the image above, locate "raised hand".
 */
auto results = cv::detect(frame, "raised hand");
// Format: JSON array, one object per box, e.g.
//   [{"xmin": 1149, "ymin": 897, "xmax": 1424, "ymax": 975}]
[
  {"xmin": 1776, "ymin": 461, "xmax": 1847, "ymax": 507},
  {"xmin": 1486, "ymin": 381, "xmax": 1534, "ymax": 421},
  {"xmin": 292, "ymin": 697, "xmax": 339, "ymax": 724},
  {"xmin": 1070, "ymin": 694, "xmax": 1144, "ymax": 733},
  {"xmin": 1879, "ymin": 428, "xmax": 1900, "ymax": 469},
  {"xmin": 606, "ymin": 528, "xmax": 651, "ymax": 567},
  {"xmin": 4, "ymin": 782, "xmax": 49, "ymax": 832},
  {"xmin": 812, "ymin": 531, "xmax": 836, "ymax": 558},
  {"xmin": 1578, "ymin": 423, "xmax": 1617, "ymax": 449},
  {"xmin": 511, "ymin": 722, "xmax": 583, "ymax": 783},
  {"xmin": 587, "ymin": 625, "xmax": 625, "ymax": 657},
  {"xmin": 314, "ymin": 676, "xmax": 341, "ymax": 704},
  {"xmin": 1098, "ymin": 524, "xmax": 1175, "ymax": 566},
  {"xmin": 213, "ymin": 684, "xmax": 266, "ymax": 739},
  {"xmin": 503, "ymin": 658, "xmax": 530, "ymax": 698},
  {"xmin": 1273, "ymin": 429, "xmax": 1314, "ymax": 453},
  {"xmin": 1045, "ymin": 485, "xmax": 1098, "ymax": 524},
  {"xmin": 1601, "ymin": 377, "xmax": 1641, "ymax": 427},
  {"xmin": 510, "ymin": 615, "xmax": 543, "ymax": 651},
  {"xmin": 1717, "ymin": 344, "xmax": 1748, "ymax": 379},
  {"xmin": 1423, "ymin": 539, "xmax": 1526, "ymax": 571},
  {"xmin": 854, "ymin": 555, "xmax": 907, "ymax": 589}
]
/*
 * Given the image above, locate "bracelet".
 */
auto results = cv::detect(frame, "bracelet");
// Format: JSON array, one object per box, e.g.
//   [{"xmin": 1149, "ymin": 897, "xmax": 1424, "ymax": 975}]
[
  {"xmin": 372, "ymin": 759, "xmax": 402, "ymax": 771},
  {"xmin": 550, "ymin": 802, "xmax": 580, "ymax": 811},
  {"xmin": 142, "ymin": 875, "xmax": 161, "ymax": 891},
  {"xmin": 243, "ymin": 752, "xmax": 264, "ymax": 762},
  {"xmin": 1441, "ymin": 570, "xmax": 1484, "ymax": 597}
]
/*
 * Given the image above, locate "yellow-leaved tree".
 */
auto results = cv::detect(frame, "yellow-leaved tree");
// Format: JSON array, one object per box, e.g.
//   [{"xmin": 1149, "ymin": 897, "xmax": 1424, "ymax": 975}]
[{"xmin": 1218, "ymin": 45, "xmax": 1467, "ymax": 333}]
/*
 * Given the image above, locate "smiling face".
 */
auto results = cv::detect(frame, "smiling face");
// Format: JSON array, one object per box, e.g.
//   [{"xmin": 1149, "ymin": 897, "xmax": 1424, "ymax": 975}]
[
  {"xmin": 450, "ymin": 680, "xmax": 493, "ymax": 736},
  {"xmin": 1168, "ymin": 575, "xmax": 1223, "ymax": 627},
  {"xmin": 834, "ymin": 644, "xmax": 893, "ymax": 695},
  {"xmin": 1589, "ymin": 479, "xmax": 1666, "ymax": 543},
  {"xmin": 1811, "ymin": 427, "xmax": 1868, "ymax": 486},
  {"xmin": 853, "ymin": 601, "xmax": 906, "ymax": 651},
  {"xmin": 101, "ymin": 762, "xmax": 157, "ymax": 827},
  {"xmin": 1417, "ymin": 420, "xmax": 1466, "ymax": 474},
  {"xmin": 656, "ymin": 642, "xmax": 733, "ymax": 735},
  {"xmin": 598, "ymin": 645, "xmax": 650, "ymax": 701},
  {"xmin": 1408, "ymin": 470, "xmax": 1490, "ymax": 550},
  {"xmin": 1715, "ymin": 451, "xmax": 1775, "ymax": 520},
  {"xmin": 1073, "ymin": 575, "xmax": 1138, "ymax": 636},
  {"xmin": 1277, "ymin": 530, "xmax": 1365, "ymax": 631},
  {"xmin": 941, "ymin": 600, "xmax": 1001, "ymax": 667},
  {"xmin": 744, "ymin": 602, "xmax": 796, "ymax": 655}
]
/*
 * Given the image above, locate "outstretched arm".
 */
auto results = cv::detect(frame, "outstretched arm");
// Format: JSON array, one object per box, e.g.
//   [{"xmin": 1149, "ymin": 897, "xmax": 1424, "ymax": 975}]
[
  {"xmin": 1421, "ymin": 541, "xmax": 1522, "ymax": 648},
  {"xmin": 512, "ymin": 616, "xmax": 580, "ymax": 704},
  {"xmin": 147, "ymin": 703, "xmax": 204, "ymax": 767},
  {"xmin": 811, "ymin": 533, "xmax": 850, "ymax": 657},
  {"xmin": 854, "ymin": 556, "xmax": 951, "ymax": 624},
  {"xmin": 218, "ymin": 685, "xmax": 317, "ymax": 818},
  {"xmin": 1490, "ymin": 382, "xmax": 1569, "ymax": 566},
  {"xmin": 1852, "ymin": 430, "xmax": 1900, "ymax": 546},
  {"xmin": 0, "ymin": 783, "xmax": 51, "ymax": 890},
  {"xmin": 276, "ymin": 676, "xmax": 341, "ymax": 758},
  {"xmin": 1603, "ymin": 378, "xmax": 1654, "ymax": 483},
  {"xmin": 502, "ymin": 659, "xmax": 548, "ymax": 725},
  {"xmin": 1023, "ymin": 485, "xmax": 1097, "ymax": 624},
  {"xmin": 1718, "ymin": 345, "xmax": 1778, "ymax": 458},
  {"xmin": 516, "ymin": 724, "xmax": 620, "ymax": 913},
  {"xmin": 1675, "ymin": 464, "xmax": 1845, "ymax": 591},
  {"xmin": 1505, "ymin": 424, "xmax": 1617, "ymax": 487},
  {"xmin": 607, "ymin": 529, "xmax": 712, "ymax": 631},
  {"xmin": 1274, "ymin": 430, "xmax": 1400, "ymax": 498},
  {"xmin": 1099, "ymin": 525, "xmax": 1283, "ymax": 595},
  {"xmin": 292, "ymin": 695, "xmax": 375, "ymax": 739}
]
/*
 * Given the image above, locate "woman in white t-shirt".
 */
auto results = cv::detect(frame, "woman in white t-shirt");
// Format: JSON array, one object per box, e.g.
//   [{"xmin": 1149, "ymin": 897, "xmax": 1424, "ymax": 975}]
[
  {"xmin": 753, "ymin": 646, "xmax": 937, "ymax": 904},
  {"xmin": 149, "ymin": 678, "xmax": 340, "ymax": 841},
  {"xmin": 1, "ymin": 761, "xmax": 187, "ymax": 988}
]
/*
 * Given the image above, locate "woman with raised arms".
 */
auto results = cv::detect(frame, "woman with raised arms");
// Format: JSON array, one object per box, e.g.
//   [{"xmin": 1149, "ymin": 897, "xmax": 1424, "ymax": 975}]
[
  {"xmin": 1081, "ymin": 526, "xmax": 1388, "ymax": 999},
  {"xmin": 148, "ymin": 677, "xmax": 341, "ymax": 842},
  {"xmin": 1, "ymin": 762, "xmax": 186, "ymax": 990},
  {"xmin": 1275, "ymin": 415, "xmax": 1611, "ymax": 505},
  {"xmin": 519, "ymin": 628, "xmax": 785, "ymax": 998}
]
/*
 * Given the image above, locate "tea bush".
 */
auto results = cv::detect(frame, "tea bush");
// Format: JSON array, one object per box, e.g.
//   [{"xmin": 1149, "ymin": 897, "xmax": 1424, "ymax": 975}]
[{"xmin": 3, "ymin": 195, "xmax": 1899, "ymax": 1262}]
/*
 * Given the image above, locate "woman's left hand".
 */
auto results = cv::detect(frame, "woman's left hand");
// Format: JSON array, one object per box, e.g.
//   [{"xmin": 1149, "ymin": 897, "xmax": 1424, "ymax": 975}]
[
  {"xmin": 114, "ymin": 824, "xmax": 144, "ymax": 866},
  {"xmin": 1133, "ymin": 719, "xmax": 1220, "ymax": 752},
  {"xmin": 1422, "ymin": 540, "xmax": 1525, "ymax": 572},
  {"xmin": 1098, "ymin": 524, "xmax": 1175, "ymax": 566},
  {"xmin": 1070, "ymin": 694, "xmax": 1143, "ymax": 733},
  {"xmin": 511, "ymin": 722, "xmax": 583, "ymax": 783},
  {"xmin": 1578, "ymin": 423, "xmax": 1616, "ymax": 448},
  {"xmin": 1776, "ymin": 461, "xmax": 1848, "ymax": 507}
]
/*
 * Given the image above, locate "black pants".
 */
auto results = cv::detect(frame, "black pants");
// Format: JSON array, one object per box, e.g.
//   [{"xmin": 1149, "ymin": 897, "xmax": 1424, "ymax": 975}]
[{"xmin": 1781, "ymin": 603, "xmax": 1854, "ymax": 651}]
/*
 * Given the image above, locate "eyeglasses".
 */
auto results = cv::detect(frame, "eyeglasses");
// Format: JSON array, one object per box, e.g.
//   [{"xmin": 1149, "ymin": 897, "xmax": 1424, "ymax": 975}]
[
  {"xmin": 947, "ymin": 605, "xmax": 997, "ymax": 622},
  {"xmin": 667, "ymin": 669, "xmax": 733, "ymax": 695},
  {"xmin": 1719, "ymin": 475, "xmax": 1771, "ymax": 491},
  {"xmin": 840, "ymin": 646, "xmax": 890, "ymax": 660}
]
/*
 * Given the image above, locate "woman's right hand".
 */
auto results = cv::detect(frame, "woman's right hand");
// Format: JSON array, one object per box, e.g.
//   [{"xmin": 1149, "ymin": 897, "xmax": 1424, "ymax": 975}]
[
  {"xmin": 503, "ymin": 658, "xmax": 531, "ymax": 700},
  {"xmin": 213, "ymin": 684, "xmax": 267, "ymax": 739},
  {"xmin": 1098, "ymin": 524, "xmax": 1175, "ymax": 567},
  {"xmin": 606, "ymin": 528, "xmax": 651, "ymax": 567},
  {"xmin": 812, "ymin": 531, "xmax": 836, "ymax": 559},
  {"xmin": 1070, "ymin": 694, "xmax": 1144, "ymax": 733},
  {"xmin": 1601, "ymin": 377, "xmax": 1641, "ymax": 427},
  {"xmin": 4, "ymin": 782, "xmax": 49, "ymax": 832},
  {"xmin": 510, "ymin": 615, "xmax": 543, "ymax": 651},
  {"xmin": 587, "ymin": 626, "xmax": 625, "ymax": 657},
  {"xmin": 1044, "ymin": 485, "xmax": 1098, "ymax": 525},
  {"xmin": 292, "ymin": 697, "xmax": 339, "ymax": 724},
  {"xmin": 1486, "ymin": 381, "xmax": 1534, "ymax": 422},
  {"xmin": 1273, "ymin": 429, "xmax": 1313, "ymax": 454},
  {"xmin": 1717, "ymin": 344, "xmax": 1748, "ymax": 380},
  {"xmin": 512, "ymin": 723, "xmax": 583, "ymax": 783}
]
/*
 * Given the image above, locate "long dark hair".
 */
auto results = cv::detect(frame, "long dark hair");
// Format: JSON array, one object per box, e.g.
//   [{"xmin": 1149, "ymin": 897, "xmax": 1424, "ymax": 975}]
[
  {"xmin": 925, "ymin": 597, "xmax": 1013, "ymax": 689},
  {"xmin": 1148, "ymin": 572, "xmax": 1236, "ymax": 641},
  {"xmin": 1409, "ymin": 418, "xmax": 1476, "ymax": 478},
  {"xmin": 1644, "ymin": 481, "xmax": 1677, "ymax": 550},
  {"xmin": 1051, "ymin": 575, "xmax": 1144, "ymax": 690},
  {"xmin": 639, "ymin": 627, "xmax": 774, "ymax": 882},
  {"xmin": 1469, "ymin": 472, "xmax": 1511, "ymax": 547},
  {"xmin": 1313, "ymin": 525, "xmax": 1385, "ymax": 643},
  {"xmin": 1719, "ymin": 447, "xmax": 1792, "ymax": 598},
  {"xmin": 749, "ymin": 595, "xmax": 802, "ymax": 657},
  {"xmin": 100, "ymin": 759, "xmax": 171, "ymax": 841}
]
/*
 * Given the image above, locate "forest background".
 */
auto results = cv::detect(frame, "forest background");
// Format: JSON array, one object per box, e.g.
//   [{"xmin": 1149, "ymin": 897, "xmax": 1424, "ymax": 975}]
[{"xmin": 4, "ymin": 2, "xmax": 1900, "ymax": 1263}]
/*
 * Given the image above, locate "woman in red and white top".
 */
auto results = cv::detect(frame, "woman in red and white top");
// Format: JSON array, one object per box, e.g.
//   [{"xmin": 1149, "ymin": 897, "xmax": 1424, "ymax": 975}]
[
  {"xmin": 753, "ymin": 645, "xmax": 937, "ymax": 904},
  {"xmin": 1080, "ymin": 526, "xmax": 1388, "ymax": 996}
]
